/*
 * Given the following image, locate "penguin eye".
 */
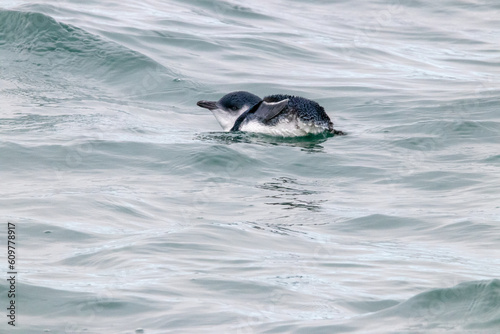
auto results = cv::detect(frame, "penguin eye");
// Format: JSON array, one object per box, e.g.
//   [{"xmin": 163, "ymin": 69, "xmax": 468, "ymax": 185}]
[{"xmin": 230, "ymin": 106, "xmax": 238, "ymax": 111}]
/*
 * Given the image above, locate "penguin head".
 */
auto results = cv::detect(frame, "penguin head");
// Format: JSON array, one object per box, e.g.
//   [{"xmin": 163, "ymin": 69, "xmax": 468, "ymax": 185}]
[{"xmin": 197, "ymin": 91, "xmax": 261, "ymax": 131}]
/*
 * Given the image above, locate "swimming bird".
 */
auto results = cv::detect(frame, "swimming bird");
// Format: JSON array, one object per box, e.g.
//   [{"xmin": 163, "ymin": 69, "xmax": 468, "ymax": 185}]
[{"xmin": 197, "ymin": 91, "xmax": 345, "ymax": 137}]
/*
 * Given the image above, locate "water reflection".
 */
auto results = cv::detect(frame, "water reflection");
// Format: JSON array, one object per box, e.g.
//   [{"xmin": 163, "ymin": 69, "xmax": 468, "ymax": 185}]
[
  {"xmin": 195, "ymin": 131, "xmax": 333, "ymax": 151},
  {"xmin": 257, "ymin": 176, "xmax": 325, "ymax": 211}
]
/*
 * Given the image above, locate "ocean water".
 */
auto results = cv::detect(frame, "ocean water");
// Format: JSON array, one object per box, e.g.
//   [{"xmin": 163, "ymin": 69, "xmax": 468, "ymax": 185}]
[{"xmin": 1, "ymin": 0, "xmax": 500, "ymax": 333}]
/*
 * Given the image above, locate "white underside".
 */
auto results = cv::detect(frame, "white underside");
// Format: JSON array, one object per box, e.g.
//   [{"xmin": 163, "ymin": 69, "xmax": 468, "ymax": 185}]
[
  {"xmin": 211, "ymin": 106, "xmax": 249, "ymax": 131},
  {"xmin": 210, "ymin": 108, "xmax": 327, "ymax": 137},
  {"xmin": 240, "ymin": 119, "xmax": 327, "ymax": 137}
]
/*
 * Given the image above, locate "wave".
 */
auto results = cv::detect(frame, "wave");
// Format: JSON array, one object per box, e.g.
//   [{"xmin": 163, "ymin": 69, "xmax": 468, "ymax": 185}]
[
  {"xmin": 293, "ymin": 279, "xmax": 500, "ymax": 333},
  {"xmin": 377, "ymin": 279, "xmax": 500, "ymax": 331},
  {"xmin": 0, "ymin": 9, "xmax": 190, "ymax": 104}
]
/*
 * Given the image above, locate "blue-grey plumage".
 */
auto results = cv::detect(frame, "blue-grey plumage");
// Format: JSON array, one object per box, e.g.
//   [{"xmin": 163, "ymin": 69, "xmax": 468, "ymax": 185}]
[
  {"xmin": 262, "ymin": 94, "xmax": 335, "ymax": 131},
  {"xmin": 197, "ymin": 91, "xmax": 345, "ymax": 137}
]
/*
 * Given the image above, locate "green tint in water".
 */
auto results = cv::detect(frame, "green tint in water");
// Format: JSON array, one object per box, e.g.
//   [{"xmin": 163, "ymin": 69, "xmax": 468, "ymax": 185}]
[{"xmin": 0, "ymin": 0, "xmax": 499, "ymax": 333}]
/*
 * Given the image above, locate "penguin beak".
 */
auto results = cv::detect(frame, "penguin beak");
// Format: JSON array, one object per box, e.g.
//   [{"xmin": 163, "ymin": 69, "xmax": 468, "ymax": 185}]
[{"xmin": 197, "ymin": 100, "xmax": 218, "ymax": 111}]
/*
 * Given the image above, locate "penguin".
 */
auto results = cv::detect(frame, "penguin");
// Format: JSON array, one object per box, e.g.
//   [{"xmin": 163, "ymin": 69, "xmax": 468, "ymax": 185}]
[{"xmin": 197, "ymin": 91, "xmax": 344, "ymax": 136}]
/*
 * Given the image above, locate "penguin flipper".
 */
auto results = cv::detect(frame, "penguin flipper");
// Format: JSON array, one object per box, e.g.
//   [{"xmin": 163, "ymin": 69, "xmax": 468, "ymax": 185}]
[
  {"xmin": 253, "ymin": 99, "xmax": 289, "ymax": 122},
  {"xmin": 230, "ymin": 101, "xmax": 263, "ymax": 131},
  {"xmin": 229, "ymin": 99, "xmax": 289, "ymax": 131}
]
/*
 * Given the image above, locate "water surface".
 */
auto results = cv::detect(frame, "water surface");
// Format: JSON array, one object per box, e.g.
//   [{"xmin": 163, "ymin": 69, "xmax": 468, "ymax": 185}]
[{"xmin": 1, "ymin": 0, "xmax": 499, "ymax": 333}]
